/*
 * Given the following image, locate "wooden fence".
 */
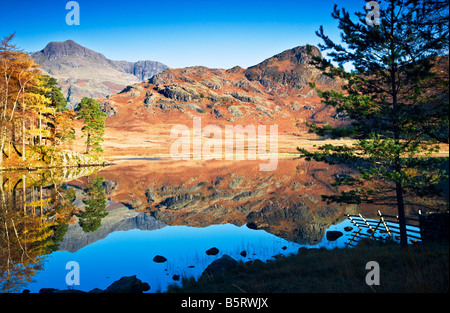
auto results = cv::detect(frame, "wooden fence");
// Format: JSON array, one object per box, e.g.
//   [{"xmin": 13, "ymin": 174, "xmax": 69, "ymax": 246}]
[{"xmin": 345, "ymin": 210, "xmax": 422, "ymax": 247}]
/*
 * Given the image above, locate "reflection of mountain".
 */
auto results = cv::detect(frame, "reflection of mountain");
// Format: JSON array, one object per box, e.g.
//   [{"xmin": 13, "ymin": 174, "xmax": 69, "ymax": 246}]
[
  {"xmin": 59, "ymin": 206, "xmax": 167, "ymax": 252},
  {"xmin": 84, "ymin": 159, "xmax": 358, "ymax": 245}
]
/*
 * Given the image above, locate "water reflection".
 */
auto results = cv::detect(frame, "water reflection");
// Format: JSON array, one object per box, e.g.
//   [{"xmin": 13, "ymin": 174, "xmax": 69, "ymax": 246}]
[
  {"xmin": 99, "ymin": 158, "xmax": 360, "ymax": 244},
  {"xmin": 77, "ymin": 177, "xmax": 108, "ymax": 233},
  {"xmin": 0, "ymin": 167, "xmax": 108, "ymax": 292},
  {"xmin": 0, "ymin": 159, "xmax": 372, "ymax": 292}
]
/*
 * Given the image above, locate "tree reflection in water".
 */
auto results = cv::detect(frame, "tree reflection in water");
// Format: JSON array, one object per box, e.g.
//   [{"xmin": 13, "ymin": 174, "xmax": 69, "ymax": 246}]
[{"xmin": 0, "ymin": 167, "xmax": 107, "ymax": 292}]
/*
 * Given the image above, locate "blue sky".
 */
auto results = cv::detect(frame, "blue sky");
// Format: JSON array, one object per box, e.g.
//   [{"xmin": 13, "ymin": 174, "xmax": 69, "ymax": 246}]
[{"xmin": 1, "ymin": 0, "xmax": 366, "ymax": 68}]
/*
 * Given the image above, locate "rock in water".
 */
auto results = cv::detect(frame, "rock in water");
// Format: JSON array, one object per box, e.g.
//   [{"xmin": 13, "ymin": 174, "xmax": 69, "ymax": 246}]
[
  {"xmin": 326, "ymin": 230, "xmax": 343, "ymax": 241},
  {"xmin": 203, "ymin": 255, "xmax": 238, "ymax": 276},
  {"xmin": 205, "ymin": 247, "xmax": 219, "ymax": 255},
  {"xmin": 153, "ymin": 255, "xmax": 168, "ymax": 263},
  {"xmin": 104, "ymin": 275, "xmax": 150, "ymax": 293}
]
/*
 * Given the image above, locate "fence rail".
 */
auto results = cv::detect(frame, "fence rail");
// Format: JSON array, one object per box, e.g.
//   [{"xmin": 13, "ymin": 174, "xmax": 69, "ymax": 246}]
[{"xmin": 345, "ymin": 210, "xmax": 422, "ymax": 247}]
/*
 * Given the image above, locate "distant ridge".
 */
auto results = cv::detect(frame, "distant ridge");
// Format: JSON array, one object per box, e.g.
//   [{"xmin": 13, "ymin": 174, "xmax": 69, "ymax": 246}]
[{"xmin": 32, "ymin": 40, "xmax": 168, "ymax": 108}]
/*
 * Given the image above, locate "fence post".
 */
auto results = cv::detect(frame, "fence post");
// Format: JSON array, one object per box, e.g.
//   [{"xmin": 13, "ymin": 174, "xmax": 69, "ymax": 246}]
[{"xmin": 378, "ymin": 210, "xmax": 392, "ymax": 238}]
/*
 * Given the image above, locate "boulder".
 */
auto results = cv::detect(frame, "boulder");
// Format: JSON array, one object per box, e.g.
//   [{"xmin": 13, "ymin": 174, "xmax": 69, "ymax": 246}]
[
  {"xmin": 206, "ymin": 247, "xmax": 219, "ymax": 256},
  {"xmin": 38, "ymin": 276, "xmax": 150, "ymax": 293},
  {"xmin": 172, "ymin": 275, "xmax": 180, "ymax": 281},
  {"xmin": 203, "ymin": 254, "xmax": 238, "ymax": 276},
  {"xmin": 153, "ymin": 255, "xmax": 168, "ymax": 263},
  {"xmin": 326, "ymin": 230, "xmax": 343, "ymax": 241},
  {"xmin": 104, "ymin": 275, "xmax": 150, "ymax": 293}
]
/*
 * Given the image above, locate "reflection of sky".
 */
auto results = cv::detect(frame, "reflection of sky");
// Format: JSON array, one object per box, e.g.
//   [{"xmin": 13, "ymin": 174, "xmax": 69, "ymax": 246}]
[
  {"xmin": 25, "ymin": 224, "xmax": 302, "ymax": 292},
  {"xmin": 24, "ymin": 220, "xmax": 420, "ymax": 293}
]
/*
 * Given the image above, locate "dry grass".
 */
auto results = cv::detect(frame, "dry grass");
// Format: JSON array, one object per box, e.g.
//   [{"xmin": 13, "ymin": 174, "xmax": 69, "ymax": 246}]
[{"xmin": 166, "ymin": 240, "xmax": 449, "ymax": 293}]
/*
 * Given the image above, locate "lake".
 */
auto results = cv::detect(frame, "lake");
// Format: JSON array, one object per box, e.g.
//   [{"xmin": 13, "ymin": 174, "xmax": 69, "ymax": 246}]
[{"xmin": 0, "ymin": 158, "xmax": 418, "ymax": 293}]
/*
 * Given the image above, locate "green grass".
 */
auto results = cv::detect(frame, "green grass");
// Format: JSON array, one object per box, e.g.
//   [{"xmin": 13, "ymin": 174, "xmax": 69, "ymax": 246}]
[{"xmin": 166, "ymin": 240, "xmax": 449, "ymax": 293}]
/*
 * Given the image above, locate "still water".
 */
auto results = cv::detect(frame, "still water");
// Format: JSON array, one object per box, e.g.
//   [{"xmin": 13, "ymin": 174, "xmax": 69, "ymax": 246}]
[{"xmin": 0, "ymin": 158, "xmax": 410, "ymax": 293}]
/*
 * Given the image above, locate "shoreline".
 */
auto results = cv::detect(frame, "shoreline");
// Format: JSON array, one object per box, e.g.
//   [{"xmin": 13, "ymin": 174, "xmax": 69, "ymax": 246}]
[{"xmin": 0, "ymin": 162, "xmax": 114, "ymax": 173}]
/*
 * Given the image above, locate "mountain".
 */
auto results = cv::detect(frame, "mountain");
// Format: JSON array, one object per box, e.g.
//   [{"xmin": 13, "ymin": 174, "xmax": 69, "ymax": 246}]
[
  {"xmin": 94, "ymin": 45, "xmax": 346, "ymax": 157},
  {"xmin": 32, "ymin": 40, "xmax": 168, "ymax": 108}
]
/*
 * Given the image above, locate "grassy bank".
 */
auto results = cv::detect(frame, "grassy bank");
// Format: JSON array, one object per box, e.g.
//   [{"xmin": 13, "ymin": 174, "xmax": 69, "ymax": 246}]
[{"xmin": 167, "ymin": 240, "xmax": 449, "ymax": 293}]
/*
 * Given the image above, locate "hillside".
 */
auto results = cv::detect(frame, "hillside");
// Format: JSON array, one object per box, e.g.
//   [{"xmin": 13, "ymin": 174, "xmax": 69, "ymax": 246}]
[
  {"xmin": 32, "ymin": 40, "xmax": 168, "ymax": 108},
  {"xmin": 97, "ymin": 45, "xmax": 347, "ymax": 157}
]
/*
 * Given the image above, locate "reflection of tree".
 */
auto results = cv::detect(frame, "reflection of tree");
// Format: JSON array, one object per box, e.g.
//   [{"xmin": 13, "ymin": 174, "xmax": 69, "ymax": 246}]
[
  {"xmin": 0, "ymin": 169, "xmax": 93, "ymax": 292},
  {"xmin": 77, "ymin": 177, "xmax": 107, "ymax": 233}
]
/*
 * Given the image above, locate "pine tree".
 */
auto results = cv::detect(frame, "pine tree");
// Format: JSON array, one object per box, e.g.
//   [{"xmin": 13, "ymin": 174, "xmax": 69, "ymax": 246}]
[
  {"xmin": 42, "ymin": 75, "xmax": 68, "ymax": 112},
  {"xmin": 76, "ymin": 97, "xmax": 107, "ymax": 154},
  {"xmin": 299, "ymin": 0, "xmax": 449, "ymax": 250}
]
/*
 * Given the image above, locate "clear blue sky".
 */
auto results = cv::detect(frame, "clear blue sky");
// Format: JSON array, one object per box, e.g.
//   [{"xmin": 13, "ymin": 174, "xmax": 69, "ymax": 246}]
[{"xmin": 1, "ymin": 0, "xmax": 366, "ymax": 68}]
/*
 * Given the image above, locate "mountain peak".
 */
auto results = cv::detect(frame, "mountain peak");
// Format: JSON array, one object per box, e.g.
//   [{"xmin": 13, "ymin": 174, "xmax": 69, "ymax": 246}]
[
  {"xmin": 31, "ymin": 40, "xmax": 169, "ymax": 108},
  {"xmin": 38, "ymin": 40, "xmax": 106, "ymax": 61},
  {"xmin": 243, "ymin": 45, "xmax": 327, "ymax": 90}
]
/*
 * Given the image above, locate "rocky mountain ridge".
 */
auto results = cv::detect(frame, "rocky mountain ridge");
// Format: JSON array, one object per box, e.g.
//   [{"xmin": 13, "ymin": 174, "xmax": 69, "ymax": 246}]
[
  {"xmin": 32, "ymin": 40, "xmax": 168, "ymax": 108},
  {"xmin": 101, "ymin": 45, "xmax": 347, "ymax": 143}
]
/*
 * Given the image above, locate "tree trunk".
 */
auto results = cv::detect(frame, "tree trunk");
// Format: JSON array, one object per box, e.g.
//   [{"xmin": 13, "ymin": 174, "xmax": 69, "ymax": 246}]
[
  {"xmin": 39, "ymin": 113, "xmax": 42, "ymax": 146},
  {"xmin": 86, "ymin": 133, "xmax": 90, "ymax": 154},
  {"xmin": 22, "ymin": 175, "xmax": 26, "ymax": 216},
  {"xmin": 395, "ymin": 171, "xmax": 408, "ymax": 250},
  {"xmin": 389, "ymin": 5, "xmax": 408, "ymax": 251},
  {"xmin": 22, "ymin": 120, "xmax": 26, "ymax": 161},
  {"xmin": 0, "ymin": 124, "xmax": 8, "ymax": 167}
]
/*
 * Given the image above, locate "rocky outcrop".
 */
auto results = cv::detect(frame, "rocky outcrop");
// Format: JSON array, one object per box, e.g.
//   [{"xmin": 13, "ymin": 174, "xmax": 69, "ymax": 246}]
[
  {"xmin": 52, "ymin": 150, "xmax": 110, "ymax": 167},
  {"xmin": 160, "ymin": 85, "xmax": 200, "ymax": 101},
  {"xmin": 113, "ymin": 60, "xmax": 169, "ymax": 82},
  {"xmin": 244, "ymin": 45, "xmax": 327, "ymax": 90},
  {"xmin": 99, "ymin": 100, "xmax": 118, "ymax": 117}
]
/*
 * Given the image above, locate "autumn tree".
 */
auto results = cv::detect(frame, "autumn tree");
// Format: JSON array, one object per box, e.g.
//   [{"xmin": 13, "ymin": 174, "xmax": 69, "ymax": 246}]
[
  {"xmin": 0, "ymin": 34, "xmax": 79, "ymax": 167},
  {"xmin": 299, "ymin": 0, "xmax": 449, "ymax": 250},
  {"xmin": 0, "ymin": 34, "xmax": 40, "ymax": 165},
  {"xmin": 76, "ymin": 97, "xmax": 107, "ymax": 154},
  {"xmin": 38, "ymin": 75, "xmax": 75, "ymax": 164}
]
